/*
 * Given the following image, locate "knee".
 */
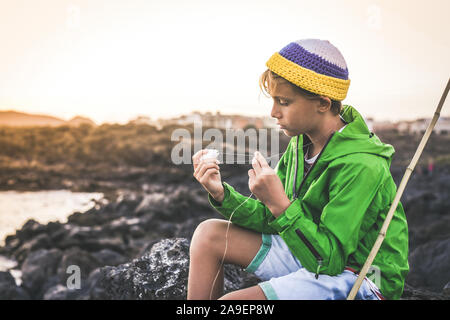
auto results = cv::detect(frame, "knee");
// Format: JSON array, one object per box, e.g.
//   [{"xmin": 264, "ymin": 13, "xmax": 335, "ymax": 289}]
[{"xmin": 190, "ymin": 218, "xmax": 226, "ymax": 256}]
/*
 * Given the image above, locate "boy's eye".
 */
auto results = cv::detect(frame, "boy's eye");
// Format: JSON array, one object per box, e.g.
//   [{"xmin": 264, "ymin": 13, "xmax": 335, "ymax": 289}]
[{"xmin": 278, "ymin": 98, "xmax": 289, "ymax": 106}]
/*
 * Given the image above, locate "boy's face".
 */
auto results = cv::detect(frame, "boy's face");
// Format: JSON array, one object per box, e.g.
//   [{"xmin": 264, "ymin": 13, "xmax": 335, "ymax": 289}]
[{"xmin": 269, "ymin": 81, "xmax": 322, "ymax": 137}]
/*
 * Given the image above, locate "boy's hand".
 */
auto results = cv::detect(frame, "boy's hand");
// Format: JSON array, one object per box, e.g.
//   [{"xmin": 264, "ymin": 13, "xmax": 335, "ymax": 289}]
[
  {"xmin": 248, "ymin": 151, "xmax": 291, "ymax": 217},
  {"xmin": 192, "ymin": 149, "xmax": 224, "ymax": 202}
]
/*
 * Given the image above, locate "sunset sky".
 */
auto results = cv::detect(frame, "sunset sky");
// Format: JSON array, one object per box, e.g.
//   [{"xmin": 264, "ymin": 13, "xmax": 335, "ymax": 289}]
[{"xmin": 1, "ymin": 0, "xmax": 449, "ymax": 124}]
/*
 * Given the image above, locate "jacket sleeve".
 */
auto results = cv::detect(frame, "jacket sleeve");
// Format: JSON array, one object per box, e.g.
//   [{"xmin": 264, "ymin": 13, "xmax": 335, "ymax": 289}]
[
  {"xmin": 268, "ymin": 157, "xmax": 385, "ymax": 276},
  {"xmin": 208, "ymin": 182, "xmax": 279, "ymax": 234},
  {"xmin": 208, "ymin": 143, "xmax": 292, "ymax": 234}
]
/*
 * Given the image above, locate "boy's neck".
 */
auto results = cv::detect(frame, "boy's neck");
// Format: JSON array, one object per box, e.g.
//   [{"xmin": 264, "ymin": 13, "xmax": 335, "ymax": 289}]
[{"xmin": 306, "ymin": 116, "xmax": 346, "ymax": 158}]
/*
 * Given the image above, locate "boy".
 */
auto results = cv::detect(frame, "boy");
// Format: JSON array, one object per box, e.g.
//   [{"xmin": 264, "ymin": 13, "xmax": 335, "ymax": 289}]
[{"xmin": 188, "ymin": 39, "xmax": 409, "ymax": 300}]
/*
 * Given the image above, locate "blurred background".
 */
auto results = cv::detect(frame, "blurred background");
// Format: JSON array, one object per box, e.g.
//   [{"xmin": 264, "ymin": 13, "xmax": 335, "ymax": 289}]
[
  {"xmin": 0, "ymin": 0, "xmax": 449, "ymax": 300},
  {"xmin": 1, "ymin": 0, "xmax": 449, "ymax": 123}
]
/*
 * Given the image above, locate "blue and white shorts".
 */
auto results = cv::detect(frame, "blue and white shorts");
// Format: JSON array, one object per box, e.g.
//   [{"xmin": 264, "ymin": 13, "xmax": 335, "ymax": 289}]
[{"xmin": 244, "ymin": 234, "xmax": 385, "ymax": 300}]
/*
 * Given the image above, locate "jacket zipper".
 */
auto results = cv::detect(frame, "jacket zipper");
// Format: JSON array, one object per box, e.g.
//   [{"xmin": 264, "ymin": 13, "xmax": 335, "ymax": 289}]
[
  {"xmin": 293, "ymin": 132, "xmax": 335, "ymax": 199},
  {"xmin": 292, "ymin": 132, "xmax": 335, "ymax": 279},
  {"xmin": 292, "ymin": 137, "xmax": 300, "ymax": 197},
  {"xmin": 295, "ymin": 229, "xmax": 323, "ymax": 279}
]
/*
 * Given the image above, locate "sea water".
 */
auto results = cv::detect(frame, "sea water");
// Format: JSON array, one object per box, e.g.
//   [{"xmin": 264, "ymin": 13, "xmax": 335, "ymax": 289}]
[
  {"xmin": 0, "ymin": 190, "xmax": 104, "ymax": 285},
  {"xmin": 0, "ymin": 190, "xmax": 104, "ymax": 246}
]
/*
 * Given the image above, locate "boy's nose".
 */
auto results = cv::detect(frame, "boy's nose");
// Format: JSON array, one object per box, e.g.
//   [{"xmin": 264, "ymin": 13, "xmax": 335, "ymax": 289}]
[{"xmin": 271, "ymin": 104, "xmax": 281, "ymax": 119}]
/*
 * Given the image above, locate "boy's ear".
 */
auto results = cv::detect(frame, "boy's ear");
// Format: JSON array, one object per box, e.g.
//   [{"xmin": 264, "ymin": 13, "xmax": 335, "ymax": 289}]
[{"xmin": 317, "ymin": 96, "xmax": 332, "ymax": 113}]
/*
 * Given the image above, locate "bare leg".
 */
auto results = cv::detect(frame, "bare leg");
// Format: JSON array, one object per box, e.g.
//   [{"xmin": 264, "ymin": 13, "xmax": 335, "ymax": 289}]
[{"xmin": 187, "ymin": 218, "xmax": 263, "ymax": 300}]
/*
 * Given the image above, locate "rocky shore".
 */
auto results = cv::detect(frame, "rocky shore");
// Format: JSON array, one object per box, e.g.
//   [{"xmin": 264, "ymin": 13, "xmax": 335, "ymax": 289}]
[{"xmin": 0, "ymin": 163, "xmax": 449, "ymax": 300}]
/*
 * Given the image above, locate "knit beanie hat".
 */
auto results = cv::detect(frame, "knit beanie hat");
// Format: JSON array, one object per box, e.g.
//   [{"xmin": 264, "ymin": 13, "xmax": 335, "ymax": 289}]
[{"xmin": 266, "ymin": 39, "xmax": 350, "ymax": 101}]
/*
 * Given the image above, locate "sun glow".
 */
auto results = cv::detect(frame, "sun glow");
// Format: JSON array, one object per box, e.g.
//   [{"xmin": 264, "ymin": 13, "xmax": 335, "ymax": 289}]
[{"xmin": 1, "ymin": 0, "xmax": 449, "ymax": 124}]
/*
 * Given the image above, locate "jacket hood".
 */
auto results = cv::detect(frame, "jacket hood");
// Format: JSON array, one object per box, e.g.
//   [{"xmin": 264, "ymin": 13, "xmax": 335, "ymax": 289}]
[{"xmin": 303, "ymin": 105, "xmax": 395, "ymax": 166}]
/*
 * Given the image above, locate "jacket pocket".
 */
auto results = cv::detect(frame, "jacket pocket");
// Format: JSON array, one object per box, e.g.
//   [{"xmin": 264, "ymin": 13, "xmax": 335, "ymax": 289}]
[
  {"xmin": 295, "ymin": 228, "xmax": 324, "ymax": 279},
  {"xmin": 279, "ymin": 226, "xmax": 324, "ymax": 279}
]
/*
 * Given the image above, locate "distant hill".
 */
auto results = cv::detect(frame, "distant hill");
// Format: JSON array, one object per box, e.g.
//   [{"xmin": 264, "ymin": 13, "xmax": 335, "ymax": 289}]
[
  {"xmin": 67, "ymin": 116, "xmax": 97, "ymax": 127},
  {"xmin": 0, "ymin": 110, "xmax": 96, "ymax": 127}
]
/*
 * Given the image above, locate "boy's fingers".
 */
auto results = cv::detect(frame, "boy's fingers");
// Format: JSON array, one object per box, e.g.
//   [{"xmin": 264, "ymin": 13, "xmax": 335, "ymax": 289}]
[
  {"xmin": 192, "ymin": 149, "xmax": 206, "ymax": 161},
  {"xmin": 202, "ymin": 167, "xmax": 219, "ymax": 181},
  {"xmin": 197, "ymin": 162, "xmax": 220, "ymax": 179},
  {"xmin": 255, "ymin": 151, "xmax": 269, "ymax": 168},
  {"xmin": 193, "ymin": 162, "xmax": 204, "ymax": 177},
  {"xmin": 192, "ymin": 149, "xmax": 208, "ymax": 169},
  {"xmin": 248, "ymin": 169, "xmax": 255, "ymax": 179},
  {"xmin": 194, "ymin": 158, "xmax": 220, "ymax": 178},
  {"xmin": 251, "ymin": 154, "xmax": 262, "ymax": 175},
  {"xmin": 192, "ymin": 149, "xmax": 207, "ymax": 163}
]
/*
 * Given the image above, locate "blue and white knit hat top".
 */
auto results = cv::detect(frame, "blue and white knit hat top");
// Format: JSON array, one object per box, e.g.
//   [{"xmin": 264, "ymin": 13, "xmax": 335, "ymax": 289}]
[{"xmin": 266, "ymin": 39, "xmax": 351, "ymax": 100}]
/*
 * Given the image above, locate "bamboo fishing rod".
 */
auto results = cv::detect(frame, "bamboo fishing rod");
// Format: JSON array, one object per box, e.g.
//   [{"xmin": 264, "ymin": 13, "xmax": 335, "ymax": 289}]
[{"xmin": 347, "ymin": 77, "xmax": 450, "ymax": 300}]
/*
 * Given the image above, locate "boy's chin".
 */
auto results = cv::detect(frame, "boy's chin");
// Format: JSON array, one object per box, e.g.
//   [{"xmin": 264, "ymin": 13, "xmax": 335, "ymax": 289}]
[{"xmin": 281, "ymin": 128, "xmax": 299, "ymax": 137}]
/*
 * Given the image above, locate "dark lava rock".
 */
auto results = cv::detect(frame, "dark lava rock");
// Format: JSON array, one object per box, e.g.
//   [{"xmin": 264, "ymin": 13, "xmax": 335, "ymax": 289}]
[
  {"xmin": 91, "ymin": 249, "xmax": 128, "ymax": 267},
  {"xmin": 21, "ymin": 248, "xmax": 63, "ymax": 299},
  {"xmin": 401, "ymin": 283, "xmax": 448, "ymax": 300},
  {"xmin": 98, "ymin": 238, "xmax": 191, "ymax": 299},
  {"xmin": 43, "ymin": 284, "xmax": 78, "ymax": 300},
  {"xmin": 96, "ymin": 238, "xmax": 259, "ymax": 300},
  {"xmin": 0, "ymin": 271, "xmax": 30, "ymax": 300},
  {"xmin": 44, "ymin": 267, "xmax": 110, "ymax": 300},
  {"xmin": 443, "ymin": 282, "xmax": 450, "ymax": 297},
  {"xmin": 407, "ymin": 238, "xmax": 450, "ymax": 292},
  {"xmin": 15, "ymin": 219, "xmax": 47, "ymax": 243},
  {"xmin": 13, "ymin": 233, "xmax": 51, "ymax": 264},
  {"xmin": 56, "ymin": 247, "xmax": 103, "ymax": 285}
]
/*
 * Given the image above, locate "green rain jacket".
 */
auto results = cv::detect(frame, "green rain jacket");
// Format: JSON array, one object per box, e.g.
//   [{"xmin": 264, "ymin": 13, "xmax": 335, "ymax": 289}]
[{"xmin": 208, "ymin": 105, "xmax": 409, "ymax": 300}]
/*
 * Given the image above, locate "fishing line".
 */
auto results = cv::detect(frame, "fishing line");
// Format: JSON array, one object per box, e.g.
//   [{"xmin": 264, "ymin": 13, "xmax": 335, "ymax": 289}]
[
  {"xmin": 214, "ymin": 141, "xmax": 316, "ymax": 158},
  {"xmin": 209, "ymin": 191, "xmax": 254, "ymax": 300},
  {"xmin": 216, "ymin": 152, "xmax": 285, "ymax": 164}
]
